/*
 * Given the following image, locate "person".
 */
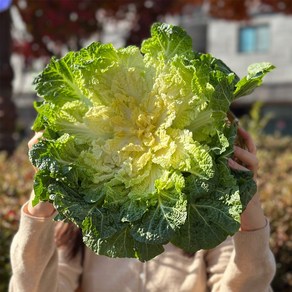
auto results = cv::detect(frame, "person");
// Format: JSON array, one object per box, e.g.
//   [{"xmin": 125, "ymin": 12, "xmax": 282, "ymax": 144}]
[{"xmin": 9, "ymin": 127, "xmax": 276, "ymax": 292}]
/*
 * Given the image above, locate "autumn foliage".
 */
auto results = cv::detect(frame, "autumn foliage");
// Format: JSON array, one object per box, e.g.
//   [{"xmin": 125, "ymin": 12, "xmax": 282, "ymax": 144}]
[{"xmin": 13, "ymin": 0, "xmax": 292, "ymax": 61}]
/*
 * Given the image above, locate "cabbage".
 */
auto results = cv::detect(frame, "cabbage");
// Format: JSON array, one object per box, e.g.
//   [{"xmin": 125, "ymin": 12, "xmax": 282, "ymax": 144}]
[{"xmin": 29, "ymin": 23, "xmax": 274, "ymax": 261}]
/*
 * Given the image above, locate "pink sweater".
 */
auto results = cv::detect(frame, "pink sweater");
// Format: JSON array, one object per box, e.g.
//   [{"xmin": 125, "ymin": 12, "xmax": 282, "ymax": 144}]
[{"xmin": 9, "ymin": 203, "xmax": 276, "ymax": 292}]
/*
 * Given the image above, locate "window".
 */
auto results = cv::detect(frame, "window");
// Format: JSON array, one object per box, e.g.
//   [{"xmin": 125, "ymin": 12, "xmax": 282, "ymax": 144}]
[{"xmin": 238, "ymin": 25, "xmax": 270, "ymax": 53}]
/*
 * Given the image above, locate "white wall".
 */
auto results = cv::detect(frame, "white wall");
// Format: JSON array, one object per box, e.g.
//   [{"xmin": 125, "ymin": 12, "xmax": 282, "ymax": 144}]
[{"xmin": 207, "ymin": 13, "xmax": 292, "ymax": 84}]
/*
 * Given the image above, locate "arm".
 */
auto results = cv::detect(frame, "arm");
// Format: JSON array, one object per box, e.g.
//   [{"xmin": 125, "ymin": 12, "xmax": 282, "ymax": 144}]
[
  {"xmin": 9, "ymin": 133, "xmax": 83, "ymax": 292},
  {"xmin": 206, "ymin": 221, "xmax": 275, "ymax": 292},
  {"xmin": 9, "ymin": 199, "xmax": 83, "ymax": 292},
  {"xmin": 206, "ymin": 127, "xmax": 276, "ymax": 292},
  {"xmin": 230, "ymin": 127, "xmax": 266, "ymax": 232}
]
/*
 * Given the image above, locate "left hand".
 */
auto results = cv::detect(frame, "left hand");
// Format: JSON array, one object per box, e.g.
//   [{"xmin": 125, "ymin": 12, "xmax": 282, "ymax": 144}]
[
  {"xmin": 27, "ymin": 132, "xmax": 56, "ymax": 218},
  {"xmin": 228, "ymin": 127, "xmax": 266, "ymax": 231}
]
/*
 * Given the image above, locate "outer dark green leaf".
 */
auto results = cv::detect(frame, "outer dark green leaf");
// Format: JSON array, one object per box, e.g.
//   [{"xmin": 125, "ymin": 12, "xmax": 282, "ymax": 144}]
[
  {"xmin": 234, "ymin": 62, "xmax": 275, "ymax": 99},
  {"xmin": 133, "ymin": 241, "xmax": 164, "ymax": 262},
  {"xmin": 231, "ymin": 169, "xmax": 257, "ymax": 210},
  {"xmin": 171, "ymin": 196, "xmax": 240, "ymax": 253},
  {"xmin": 82, "ymin": 224, "xmax": 164, "ymax": 261},
  {"xmin": 83, "ymin": 225, "xmax": 136, "ymax": 259},
  {"xmin": 171, "ymin": 173, "xmax": 241, "ymax": 253},
  {"xmin": 131, "ymin": 191, "xmax": 187, "ymax": 244}
]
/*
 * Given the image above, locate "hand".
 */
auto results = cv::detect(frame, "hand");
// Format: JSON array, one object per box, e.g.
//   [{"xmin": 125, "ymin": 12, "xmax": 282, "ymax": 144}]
[
  {"xmin": 228, "ymin": 127, "xmax": 266, "ymax": 231},
  {"xmin": 26, "ymin": 132, "xmax": 56, "ymax": 218},
  {"xmin": 228, "ymin": 127, "xmax": 258, "ymax": 177}
]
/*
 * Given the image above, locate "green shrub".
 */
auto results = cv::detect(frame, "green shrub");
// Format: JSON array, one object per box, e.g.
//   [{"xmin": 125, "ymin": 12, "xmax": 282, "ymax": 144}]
[
  {"xmin": 241, "ymin": 102, "xmax": 292, "ymax": 290},
  {"xmin": 257, "ymin": 135, "xmax": 292, "ymax": 290}
]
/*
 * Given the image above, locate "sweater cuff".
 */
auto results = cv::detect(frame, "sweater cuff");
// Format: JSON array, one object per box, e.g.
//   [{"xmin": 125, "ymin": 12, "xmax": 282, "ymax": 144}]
[
  {"xmin": 13, "ymin": 202, "xmax": 57, "ymax": 254},
  {"xmin": 233, "ymin": 218, "xmax": 271, "ymax": 261},
  {"xmin": 22, "ymin": 201, "xmax": 57, "ymax": 221}
]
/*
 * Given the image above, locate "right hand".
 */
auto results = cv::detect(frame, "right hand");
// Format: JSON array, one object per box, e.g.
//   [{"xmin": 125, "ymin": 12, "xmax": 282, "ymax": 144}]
[
  {"xmin": 27, "ymin": 132, "xmax": 56, "ymax": 217},
  {"xmin": 228, "ymin": 127, "xmax": 266, "ymax": 231}
]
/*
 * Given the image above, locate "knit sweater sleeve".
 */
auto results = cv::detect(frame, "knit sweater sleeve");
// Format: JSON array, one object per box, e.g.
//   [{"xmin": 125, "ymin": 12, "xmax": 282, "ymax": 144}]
[
  {"xmin": 9, "ymin": 202, "xmax": 83, "ymax": 292},
  {"xmin": 205, "ymin": 220, "xmax": 276, "ymax": 292}
]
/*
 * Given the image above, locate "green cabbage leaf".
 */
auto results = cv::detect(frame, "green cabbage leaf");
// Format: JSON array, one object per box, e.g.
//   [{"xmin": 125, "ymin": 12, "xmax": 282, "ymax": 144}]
[{"xmin": 29, "ymin": 22, "xmax": 274, "ymax": 261}]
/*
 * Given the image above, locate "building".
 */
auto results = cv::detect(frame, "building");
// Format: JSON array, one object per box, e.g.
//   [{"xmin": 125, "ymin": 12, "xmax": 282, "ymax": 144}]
[{"xmin": 181, "ymin": 10, "xmax": 292, "ymax": 135}]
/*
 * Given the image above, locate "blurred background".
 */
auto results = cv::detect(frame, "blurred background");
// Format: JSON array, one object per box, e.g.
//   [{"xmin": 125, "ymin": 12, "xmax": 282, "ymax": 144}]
[{"xmin": 0, "ymin": 0, "xmax": 291, "ymax": 291}]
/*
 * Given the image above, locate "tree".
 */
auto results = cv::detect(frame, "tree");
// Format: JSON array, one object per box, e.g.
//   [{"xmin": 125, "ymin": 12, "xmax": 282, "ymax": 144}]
[
  {"xmin": 13, "ymin": 0, "xmax": 104, "ymax": 60},
  {"xmin": 13, "ymin": 0, "xmax": 183, "ymax": 59},
  {"xmin": 210, "ymin": 0, "xmax": 292, "ymax": 19},
  {"xmin": 13, "ymin": 0, "xmax": 292, "ymax": 61},
  {"xmin": 0, "ymin": 3, "xmax": 17, "ymax": 154}
]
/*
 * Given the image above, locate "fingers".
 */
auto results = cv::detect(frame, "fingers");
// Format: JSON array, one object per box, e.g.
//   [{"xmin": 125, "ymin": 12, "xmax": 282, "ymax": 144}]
[
  {"xmin": 228, "ymin": 158, "xmax": 248, "ymax": 172},
  {"xmin": 28, "ymin": 132, "xmax": 43, "ymax": 150},
  {"xmin": 233, "ymin": 145, "xmax": 259, "ymax": 173},
  {"xmin": 28, "ymin": 132, "xmax": 44, "ymax": 172},
  {"xmin": 229, "ymin": 127, "xmax": 259, "ymax": 179},
  {"xmin": 237, "ymin": 127, "xmax": 257, "ymax": 154},
  {"xmin": 27, "ymin": 191, "xmax": 56, "ymax": 217}
]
